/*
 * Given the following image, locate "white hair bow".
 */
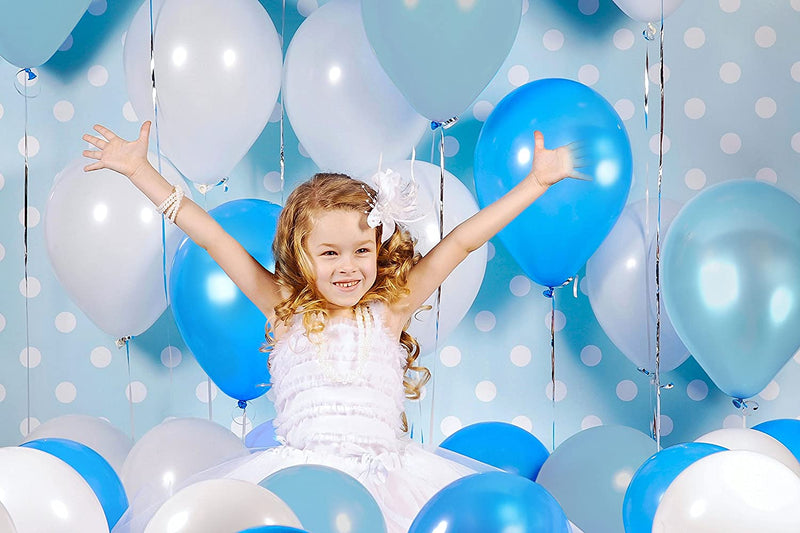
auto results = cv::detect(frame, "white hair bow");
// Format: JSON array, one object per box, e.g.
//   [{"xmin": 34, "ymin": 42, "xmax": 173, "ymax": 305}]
[{"xmin": 366, "ymin": 167, "xmax": 420, "ymax": 243}]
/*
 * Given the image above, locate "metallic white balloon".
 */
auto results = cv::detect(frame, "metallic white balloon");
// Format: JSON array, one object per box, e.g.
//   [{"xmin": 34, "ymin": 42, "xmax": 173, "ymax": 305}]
[{"xmin": 695, "ymin": 428, "xmax": 800, "ymax": 477}]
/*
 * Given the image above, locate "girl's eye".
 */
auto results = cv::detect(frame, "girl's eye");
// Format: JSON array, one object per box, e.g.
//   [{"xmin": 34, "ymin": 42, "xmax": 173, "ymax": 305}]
[
  {"xmin": 356, "ymin": 248, "xmax": 371, "ymax": 254},
  {"xmin": 322, "ymin": 250, "xmax": 336, "ymax": 256}
]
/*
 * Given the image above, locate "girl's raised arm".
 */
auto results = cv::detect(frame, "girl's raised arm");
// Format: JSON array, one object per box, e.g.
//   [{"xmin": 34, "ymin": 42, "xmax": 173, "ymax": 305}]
[{"xmin": 83, "ymin": 121, "xmax": 283, "ymax": 319}]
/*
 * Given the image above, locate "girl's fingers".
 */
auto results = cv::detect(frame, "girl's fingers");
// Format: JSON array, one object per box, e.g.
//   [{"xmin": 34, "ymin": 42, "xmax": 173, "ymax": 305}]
[
  {"xmin": 570, "ymin": 170, "xmax": 593, "ymax": 181},
  {"xmin": 82, "ymin": 149, "xmax": 101, "ymax": 160},
  {"xmin": 82, "ymin": 133, "xmax": 107, "ymax": 149},
  {"xmin": 84, "ymin": 162, "xmax": 103, "ymax": 172},
  {"xmin": 93, "ymin": 124, "xmax": 117, "ymax": 140}
]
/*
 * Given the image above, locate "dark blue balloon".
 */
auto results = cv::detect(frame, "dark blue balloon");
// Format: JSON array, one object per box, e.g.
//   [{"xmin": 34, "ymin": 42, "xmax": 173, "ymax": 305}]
[
  {"xmin": 170, "ymin": 199, "xmax": 281, "ymax": 402},
  {"xmin": 439, "ymin": 421, "xmax": 549, "ymax": 480},
  {"xmin": 753, "ymin": 419, "xmax": 800, "ymax": 463},
  {"xmin": 622, "ymin": 442, "xmax": 727, "ymax": 533},
  {"xmin": 409, "ymin": 471, "xmax": 569, "ymax": 533},
  {"xmin": 21, "ymin": 437, "xmax": 129, "ymax": 529},
  {"xmin": 245, "ymin": 418, "xmax": 280, "ymax": 450},
  {"xmin": 238, "ymin": 527, "xmax": 309, "ymax": 533},
  {"xmin": 474, "ymin": 78, "xmax": 632, "ymax": 288}
]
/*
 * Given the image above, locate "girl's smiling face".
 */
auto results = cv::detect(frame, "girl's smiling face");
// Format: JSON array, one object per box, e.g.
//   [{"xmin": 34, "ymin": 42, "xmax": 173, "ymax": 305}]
[{"xmin": 305, "ymin": 209, "xmax": 378, "ymax": 317}]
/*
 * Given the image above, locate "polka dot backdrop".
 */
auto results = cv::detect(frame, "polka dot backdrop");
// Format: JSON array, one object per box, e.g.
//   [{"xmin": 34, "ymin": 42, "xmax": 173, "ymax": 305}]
[{"xmin": 0, "ymin": 0, "xmax": 799, "ymax": 451}]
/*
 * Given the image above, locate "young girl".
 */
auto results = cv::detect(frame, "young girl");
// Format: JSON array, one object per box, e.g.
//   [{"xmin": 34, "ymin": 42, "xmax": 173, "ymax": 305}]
[{"xmin": 83, "ymin": 121, "xmax": 580, "ymax": 531}]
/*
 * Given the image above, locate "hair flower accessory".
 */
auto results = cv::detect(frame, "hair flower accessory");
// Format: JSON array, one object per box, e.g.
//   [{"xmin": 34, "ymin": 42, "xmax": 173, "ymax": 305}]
[{"xmin": 366, "ymin": 167, "xmax": 421, "ymax": 243}]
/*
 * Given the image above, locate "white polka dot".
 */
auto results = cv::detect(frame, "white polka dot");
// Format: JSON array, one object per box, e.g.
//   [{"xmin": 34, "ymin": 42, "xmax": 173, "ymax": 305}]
[
  {"xmin": 613, "ymin": 29, "xmax": 635, "ymax": 50},
  {"xmin": 231, "ymin": 414, "xmax": 253, "ymax": 436},
  {"xmin": 268, "ymin": 101, "xmax": 282, "ymax": 123},
  {"xmin": 263, "ymin": 171, "xmax": 282, "ymax": 192},
  {"xmin": 545, "ymin": 380, "xmax": 567, "ymax": 402},
  {"xmin": 0, "ymin": 242, "xmax": 5, "ymax": 261},
  {"xmin": 756, "ymin": 168, "xmax": 778, "ymax": 183},
  {"xmin": 509, "ymin": 275, "xmax": 531, "ymax": 297},
  {"xmin": 613, "ymin": 468, "xmax": 635, "ymax": 493},
  {"xmin": 17, "ymin": 136, "xmax": 40, "ymax": 157},
  {"xmin": 55, "ymin": 382, "xmax": 77, "ymax": 403},
  {"xmin": 19, "ymin": 277, "xmax": 41, "ymax": 298},
  {"xmin": 685, "ymin": 168, "xmax": 707, "ymax": 190},
  {"xmin": 580, "ymin": 345, "xmax": 602, "ymax": 367},
  {"xmin": 719, "ymin": 62, "xmax": 741, "ymax": 84},
  {"xmin": 759, "ymin": 380, "xmax": 780, "ymax": 401},
  {"xmin": 578, "ymin": 0, "xmax": 599, "ymax": 15},
  {"xmin": 296, "ymin": 0, "xmax": 318, "ymax": 17},
  {"xmin": 0, "ymin": 103, "xmax": 3, "ymax": 120},
  {"xmin": 126, "ymin": 381, "xmax": 147, "ymax": 403},
  {"xmin": 616, "ymin": 379, "xmax": 638, "ymax": 401},
  {"xmin": 684, "ymin": 27, "xmax": 706, "ymax": 49},
  {"xmin": 15, "ymin": 68, "xmax": 39, "ymax": 88},
  {"xmin": 648, "ymin": 63, "xmax": 670, "ymax": 85},
  {"xmin": 195, "ymin": 380, "xmax": 218, "ymax": 403},
  {"xmin": 53, "ymin": 100, "xmax": 74, "ymax": 122},
  {"xmin": 792, "ymin": 62, "xmax": 800, "ymax": 82},
  {"xmin": 18, "ymin": 206, "xmax": 40, "ymax": 227},
  {"xmin": 88, "ymin": 65, "xmax": 109, "ymax": 87},
  {"xmin": 614, "ymin": 99, "xmax": 635, "ymax": 121},
  {"xmin": 160, "ymin": 346, "xmax": 182, "ymax": 368},
  {"xmin": 511, "ymin": 415, "xmax": 533, "ymax": 432},
  {"xmin": 581, "ymin": 415, "xmax": 602, "ymax": 430},
  {"xmin": 443, "ymin": 136, "xmax": 460, "ymax": 157},
  {"xmin": 0, "ymin": 384, "xmax": 5, "ymax": 402},
  {"xmin": 723, "ymin": 414, "xmax": 744, "ymax": 429},
  {"xmin": 755, "ymin": 97, "xmax": 777, "ymax": 118},
  {"xmin": 55, "ymin": 312, "xmax": 76, "ymax": 333},
  {"xmin": 91, "ymin": 346, "xmax": 112, "ymax": 368},
  {"xmin": 20, "ymin": 347, "xmax": 41, "ymax": 368},
  {"xmin": 649, "ymin": 133, "xmax": 671, "ymax": 154},
  {"xmin": 544, "ymin": 310, "xmax": 566, "ymax": 332},
  {"xmin": 658, "ymin": 415, "xmax": 674, "ymax": 436},
  {"xmin": 474, "ymin": 311, "xmax": 496, "ymax": 332},
  {"xmin": 475, "ymin": 381, "xmax": 497, "ymax": 402},
  {"xmin": 719, "ymin": 0, "xmax": 740, "ymax": 13},
  {"xmin": 439, "ymin": 346, "xmax": 462, "ymax": 367},
  {"xmin": 684, "ymin": 97, "xmax": 706, "ymax": 119},
  {"xmin": 88, "ymin": 0, "xmax": 107, "ymax": 16},
  {"xmin": 793, "ymin": 133, "xmax": 800, "ymax": 153},
  {"xmin": 755, "ymin": 26, "xmax": 776, "ymax": 48},
  {"xmin": 578, "ymin": 64, "xmax": 600, "ymax": 86},
  {"xmin": 0, "ymin": 172, "xmax": 4, "ymax": 190},
  {"xmin": 543, "ymin": 29, "xmax": 565, "ymax": 51},
  {"xmin": 510, "ymin": 345, "xmax": 532, "ymax": 367},
  {"xmin": 0, "ymin": 314, "xmax": 5, "ymax": 333},
  {"xmin": 440, "ymin": 416, "xmax": 462, "ymax": 437},
  {"xmin": 507, "ymin": 65, "xmax": 529, "ymax": 87},
  {"xmin": 486, "ymin": 242, "xmax": 495, "ymax": 261},
  {"xmin": 58, "ymin": 34, "xmax": 73, "ymax": 52},
  {"xmin": 720, "ymin": 132, "xmax": 742, "ymax": 154},
  {"xmin": 472, "ymin": 100, "xmax": 494, "ymax": 122},
  {"xmin": 686, "ymin": 379, "xmax": 709, "ymax": 401},
  {"xmin": 298, "ymin": 143, "xmax": 310, "ymax": 158},
  {"xmin": 122, "ymin": 101, "xmax": 138, "ymax": 122},
  {"xmin": 19, "ymin": 418, "xmax": 40, "ymax": 437},
  {"xmin": 793, "ymin": 0, "xmax": 800, "ymax": 11}
]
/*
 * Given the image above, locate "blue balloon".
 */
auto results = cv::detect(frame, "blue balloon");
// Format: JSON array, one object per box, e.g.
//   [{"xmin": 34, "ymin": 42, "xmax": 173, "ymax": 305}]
[
  {"xmin": 21, "ymin": 437, "xmax": 128, "ymax": 529},
  {"xmin": 245, "ymin": 419, "xmax": 280, "ymax": 450},
  {"xmin": 409, "ymin": 471, "xmax": 569, "ymax": 533},
  {"xmin": 474, "ymin": 78, "xmax": 632, "ymax": 288},
  {"xmin": 439, "ymin": 421, "xmax": 549, "ymax": 480},
  {"xmin": 662, "ymin": 181, "xmax": 800, "ymax": 399},
  {"xmin": 170, "ymin": 199, "xmax": 281, "ymax": 402},
  {"xmin": 238, "ymin": 528, "xmax": 308, "ymax": 533},
  {"xmin": 260, "ymin": 464, "xmax": 386, "ymax": 533},
  {"xmin": 753, "ymin": 419, "xmax": 800, "ymax": 463},
  {"xmin": 622, "ymin": 442, "xmax": 727, "ymax": 533}
]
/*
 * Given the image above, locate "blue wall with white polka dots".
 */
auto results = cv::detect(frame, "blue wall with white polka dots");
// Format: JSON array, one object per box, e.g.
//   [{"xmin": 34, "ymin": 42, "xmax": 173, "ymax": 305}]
[{"xmin": 0, "ymin": 0, "xmax": 799, "ymax": 451}]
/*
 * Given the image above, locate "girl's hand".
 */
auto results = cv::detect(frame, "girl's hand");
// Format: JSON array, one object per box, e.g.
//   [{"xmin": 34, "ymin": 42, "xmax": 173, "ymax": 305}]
[
  {"xmin": 82, "ymin": 121, "xmax": 151, "ymax": 179},
  {"xmin": 528, "ymin": 130, "xmax": 592, "ymax": 187}
]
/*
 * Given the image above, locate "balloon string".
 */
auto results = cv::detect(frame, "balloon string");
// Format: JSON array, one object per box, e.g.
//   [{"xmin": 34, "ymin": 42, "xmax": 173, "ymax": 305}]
[
  {"xmin": 21, "ymin": 69, "xmax": 33, "ymax": 436},
  {"xmin": 121, "ymin": 337, "xmax": 136, "ymax": 440},
  {"xmin": 279, "ymin": 0, "xmax": 286, "ymax": 206},
  {"xmin": 241, "ymin": 405, "xmax": 247, "ymax": 443},
  {"xmin": 549, "ymin": 289, "xmax": 556, "ymax": 452},
  {"xmin": 653, "ymin": 2, "xmax": 666, "ymax": 452},
  {"xmin": 198, "ymin": 192, "xmax": 215, "ymax": 421}
]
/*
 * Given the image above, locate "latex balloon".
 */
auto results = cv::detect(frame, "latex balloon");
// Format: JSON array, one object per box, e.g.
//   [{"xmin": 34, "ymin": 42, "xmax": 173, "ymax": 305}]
[
  {"xmin": 662, "ymin": 180, "xmax": 800, "ymax": 399},
  {"xmin": 753, "ymin": 419, "xmax": 800, "ymax": 463},
  {"xmin": 361, "ymin": 0, "xmax": 522, "ymax": 122},
  {"xmin": 474, "ymin": 78, "xmax": 632, "ymax": 288},
  {"xmin": 45, "ymin": 155, "xmax": 189, "ymax": 338},
  {"xmin": 612, "ymin": 0, "xmax": 685, "ymax": 22},
  {"xmin": 536, "ymin": 425, "xmax": 654, "ymax": 533},
  {"xmin": 409, "ymin": 471, "xmax": 570, "ymax": 533},
  {"xmin": 260, "ymin": 465, "xmax": 386, "ymax": 533},
  {"xmin": 123, "ymin": 0, "xmax": 166, "ymax": 126},
  {"xmin": 144, "ymin": 479, "xmax": 302, "ymax": 533},
  {"xmin": 585, "ymin": 199, "xmax": 689, "ymax": 372},
  {"xmin": 384, "ymin": 160, "xmax": 486, "ymax": 355},
  {"xmin": 283, "ymin": 0, "xmax": 427, "ymax": 178},
  {"xmin": 0, "ymin": 1, "xmax": 90, "ymax": 67},
  {"xmin": 652, "ymin": 450, "xmax": 800, "ymax": 532},
  {"xmin": 0, "ymin": 447, "xmax": 108, "ymax": 532},
  {"xmin": 0, "ymin": 501, "xmax": 16, "ymax": 533},
  {"xmin": 695, "ymin": 427, "xmax": 800, "ymax": 476},
  {"xmin": 439, "ymin": 421, "xmax": 549, "ymax": 480},
  {"xmin": 622, "ymin": 442, "xmax": 727, "ymax": 533},
  {"xmin": 21, "ymin": 414, "xmax": 133, "ymax": 476},
  {"xmin": 238, "ymin": 527, "xmax": 308, "ymax": 533},
  {"xmin": 170, "ymin": 199, "xmax": 280, "ymax": 402}
]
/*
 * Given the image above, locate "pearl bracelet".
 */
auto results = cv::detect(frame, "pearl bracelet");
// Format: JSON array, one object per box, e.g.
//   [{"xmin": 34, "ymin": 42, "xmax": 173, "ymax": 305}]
[{"xmin": 156, "ymin": 186, "xmax": 184, "ymax": 224}]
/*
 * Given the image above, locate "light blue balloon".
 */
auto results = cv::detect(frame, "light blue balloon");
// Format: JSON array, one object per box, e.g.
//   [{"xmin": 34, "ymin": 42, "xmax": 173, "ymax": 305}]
[
  {"xmin": 439, "ymin": 421, "xmax": 549, "ymax": 480},
  {"xmin": 0, "ymin": 1, "xmax": 91, "ymax": 67},
  {"xmin": 662, "ymin": 180, "xmax": 800, "ymax": 399},
  {"xmin": 474, "ymin": 78, "xmax": 632, "ymax": 288},
  {"xmin": 536, "ymin": 425, "xmax": 654, "ymax": 533},
  {"xmin": 260, "ymin": 465, "xmax": 386, "ymax": 533},
  {"xmin": 170, "ymin": 199, "xmax": 281, "ymax": 402},
  {"xmin": 238, "ymin": 527, "xmax": 309, "ymax": 533},
  {"xmin": 21, "ymin": 437, "xmax": 128, "ymax": 529},
  {"xmin": 409, "ymin": 471, "xmax": 570, "ymax": 533},
  {"xmin": 361, "ymin": 0, "xmax": 522, "ymax": 121},
  {"xmin": 622, "ymin": 442, "xmax": 727, "ymax": 533},
  {"xmin": 753, "ymin": 419, "xmax": 800, "ymax": 463}
]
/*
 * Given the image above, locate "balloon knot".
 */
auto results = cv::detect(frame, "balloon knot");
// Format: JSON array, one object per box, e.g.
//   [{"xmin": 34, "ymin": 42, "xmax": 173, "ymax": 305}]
[
  {"xmin": 542, "ymin": 288, "xmax": 554, "ymax": 298},
  {"xmin": 23, "ymin": 68, "xmax": 37, "ymax": 80},
  {"xmin": 430, "ymin": 116, "xmax": 459, "ymax": 131},
  {"xmin": 237, "ymin": 400, "xmax": 247, "ymax": 410}
]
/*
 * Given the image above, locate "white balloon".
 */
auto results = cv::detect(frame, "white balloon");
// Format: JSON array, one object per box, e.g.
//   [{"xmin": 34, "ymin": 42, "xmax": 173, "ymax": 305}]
[
  {"xmin": 45, "ymin": 155, "xmax": 189, "ymax": 338},
  {"xmin": 0, "ymin": 447, "xmax": 108, "ymax": 533},
  {"xmin": 383, "ymin": 160, "xmax": 487, "ymax": 355},
  {"xmin": 695, "ymin": 427, "xmax": 800, "ymax": 476},
  {"xmin": 653, "ymin": 450, "xmax": 800, "ymax": 532},
  {"xmin": 612, "ymin": 0, "xmax": 685, "ymax": 22},
  {"xmin": 0, "ymin": 501, "xmax": 16, "ymax": 533},
  {"xmin": 284, "ymin": 0, "xmax": 428, "ymax": 178},
  {"xmin": 122, "ymin": 0, "xmax": 166, "ymax": 126},
  {"xmin": 585, "ymin": 199, "xmax": 689, "ymax": 372},
  {"xmin": 144, "ymin": 479, "xmax": 302, "ymax": 533},
  {"xmin": 21, "ymin": 414, "xmax": 133, "ymax": 477}
]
